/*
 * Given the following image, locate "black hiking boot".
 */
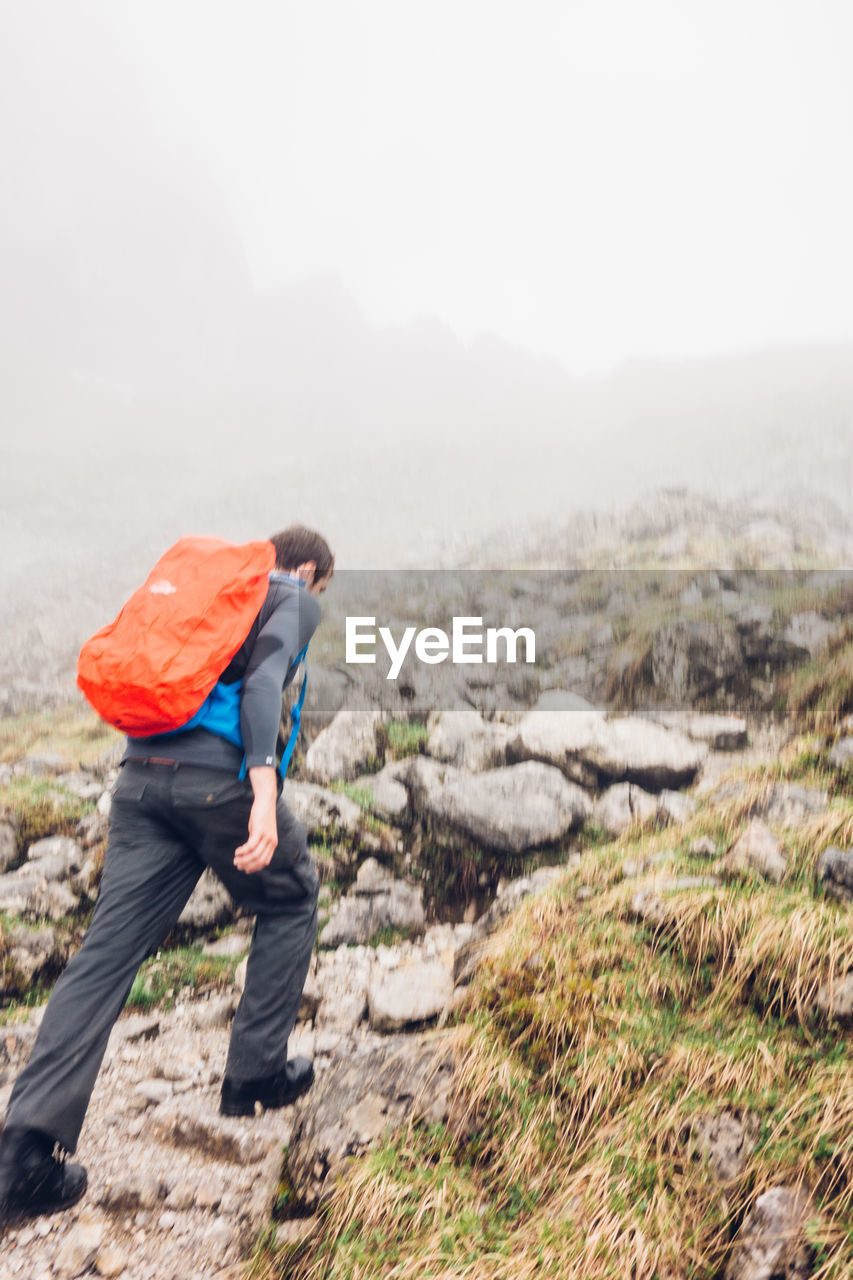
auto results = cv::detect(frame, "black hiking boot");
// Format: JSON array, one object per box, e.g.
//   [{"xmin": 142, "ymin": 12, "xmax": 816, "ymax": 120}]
[
  {"xmin": 0, "ymin": 1126, "xmax": 88, "ymax": 1228},
  {"xmin": 220, "ymin": 1056, "xmax": 315, "ymax": 1116}
]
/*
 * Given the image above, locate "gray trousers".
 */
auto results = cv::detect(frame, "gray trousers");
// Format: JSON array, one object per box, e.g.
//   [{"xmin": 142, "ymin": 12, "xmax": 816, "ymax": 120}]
[{"xmin": 5, "ymin": 761, "xmax": 319, "ymax": 1153}]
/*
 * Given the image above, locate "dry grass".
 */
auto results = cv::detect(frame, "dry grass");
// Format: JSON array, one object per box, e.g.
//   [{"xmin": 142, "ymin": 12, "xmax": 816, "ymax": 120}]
[{"xmin": 250, "ymin": 764, "xmax": 853, "ymax": 1280}]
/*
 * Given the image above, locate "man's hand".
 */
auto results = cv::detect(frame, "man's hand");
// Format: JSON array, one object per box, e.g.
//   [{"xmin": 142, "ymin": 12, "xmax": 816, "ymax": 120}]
[{"xmin": 234, "ymin": 766, "xmax": 278, "ymax": 873}]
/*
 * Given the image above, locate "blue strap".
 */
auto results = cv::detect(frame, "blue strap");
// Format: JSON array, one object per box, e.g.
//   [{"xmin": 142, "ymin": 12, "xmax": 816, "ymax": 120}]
[
  {"xmin": 278, "ymin": 649, "xmax": 308, "ymax": 780},
  {"xmin": 168, "ymin": 643, "xmax": 310, "ymax": 782}
]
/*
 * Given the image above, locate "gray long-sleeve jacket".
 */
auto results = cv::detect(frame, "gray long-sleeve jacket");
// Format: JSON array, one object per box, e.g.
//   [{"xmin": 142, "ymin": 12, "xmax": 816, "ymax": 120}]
[{"xmin": 121, "ymin": 576, "xmax": 321, "ymax": 774}]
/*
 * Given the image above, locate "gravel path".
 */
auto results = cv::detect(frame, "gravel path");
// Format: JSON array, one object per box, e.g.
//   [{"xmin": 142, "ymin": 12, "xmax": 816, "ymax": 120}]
[{"xmin": 0, "ymin": 995, "xmax": 301, "ymax": 1279}]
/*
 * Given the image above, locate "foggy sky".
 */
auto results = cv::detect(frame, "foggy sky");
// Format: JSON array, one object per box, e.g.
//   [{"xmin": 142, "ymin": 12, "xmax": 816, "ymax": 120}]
[{"xmin": 103, "ymin": 0, "xmax": 853, "ymax": 373}]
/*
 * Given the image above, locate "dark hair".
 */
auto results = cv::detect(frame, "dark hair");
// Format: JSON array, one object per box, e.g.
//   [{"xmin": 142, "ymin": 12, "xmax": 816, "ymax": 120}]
[{"xmin": 269, "ymin": 525, "xmax": 334, "ymax": 577}]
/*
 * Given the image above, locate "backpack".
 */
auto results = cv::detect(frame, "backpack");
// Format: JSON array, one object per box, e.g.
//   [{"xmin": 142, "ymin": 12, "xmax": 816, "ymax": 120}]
[{"xmin": 77, "ymin": 536, "xmax": 276, "ymax": 736}]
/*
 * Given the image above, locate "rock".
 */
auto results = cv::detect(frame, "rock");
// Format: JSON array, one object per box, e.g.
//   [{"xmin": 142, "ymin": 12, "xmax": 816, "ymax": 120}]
[
  {"xmin": 629, "ymin": 890, "xmax": 671, "ymax": 928},
  {"xmin": 357, "ymin": 762, "xmax": 411, "ymax": 822},
  {"xmin": 95, "ymin": 1246, "xmax": 128, "ymax": 1277},
  {"xmin": 0, "ymin": 866, "xmax": 81, "ymax": 921},
  {"xmin": 297, "ymin": 969, "xmax": 323, "ymax": 1022},
  {"xmin": 368, "ymin": 961, "xmax": 454, "ymax": 1031},
  {"xmin": 691, "ymin": 836, "xmax": 718, "ymax": 858},
  {"xmin": 407, "ymin": 758, "xmax": 591, "ymax": 854},
  {"xmin": 650, "ymin": 620, "xmax": 744, "ymax": 703},
  {"xmin": 656, "ymin": 789, "xmax": 697, "ymax": 826},
  {"xmin": 510, "ymin": 711, "xmax": 706, "ymax": 790},
  {"xmin": 319, "ymin": 862, "xmax": 425, "ymax": 947},
  {"xmin": 0, "ymin": 818, "xmax": 17, "ymax": 873},
  {"xmin": 177, "ymin": 868, "xmax": 235, "ymax": 930},
  {"xmin": 192, "ymin": 995, "xmax": 237, "ymax": 1030},
  {"xmin": 132, "ymin": 1078, "xmax": 175, "ymax": 1108},
  {"xmin": 686, "ymin": 714, "xmax": 748, "ymax": 751},
  {"xmin": 829, "ymin": 737, "xmax": 853, "ymax": 770},
  {"xmin": 593, "ymin": 783, "xmax": 658, "ymax": 836},
  {"xmin": 783, "ymin": 611, "xmax": 838, "ymax": 657},
  {"xmin": 303, "ymin": 709, "xmax": 384, "ymax": 783},
  {"xmin": 53, "ymin": 770, "xmax": 103, "ymax": 801},
  {"xmin": 76, "ymin": 811, "xmax": 110, "ymax": 849},
  {"xmin": 650, "ymin": 712, "xmax": 748, "ymax": 751},
  {"xmin": 202, "ymin": 931, "xmax": 250, "ymax": 959},
  {"xmin": 11, "ymin": 752, "xmax": 70, "ymax": 778},
  {"xmin": 312, "ymin": 947, "xmax": 374, "ymax": 1034},
  {"xmin": 5, "ymin": 924, "xmax": 60, "ymax": 986},
  {"xmin": 72, "ymin": 853, "xmax": 102, "ymax": 898},
  {"xmin": 26, "ymin": 835, "xmax": 84, "ymax": 881},
  {"xmin": 759, "ymin": 784, "xmax": 828, "ymax": 827},
  {"xmin": 816, "ymin": 972, "xmax": 853, "ymax": 1023},
  {"xmin": 148, "ymin": 1102, "xmax": 274, "ymax": 1164},
  {"xmin": 721, "ymin": 820, "xmax": 788, "ymax": 885},
  {"xmin": 53, "ymin": 1216, "xmax": 104, "ymax": 1277},
  {"xmin": 284, "ymin": 780, "xmax": 395, "ymax": 855},
  {"xmin": 426, "ymin": 709, "xmax": 510, "ymax": 771},
  {"xmin": 817, "ymin": 846, "xmax": 853, "ymax": 903},
  {"xmin": 508, "ymin": 708, "xmax": 606, "ymax": 787},
  {"xmin": 286, "ymin": 1035, "xmax": 454, "ymax": 1209},
  {"xmin": 588, "ymin": 718, "xmax": 707, "ymax": 790},
  {"xmin": 725, "ymin": 1185, "xmax": 814, "ymax": 1280},
  {"xmin": 683, "ymin": 1110, "xmax": 759, "ymax": 1182}
]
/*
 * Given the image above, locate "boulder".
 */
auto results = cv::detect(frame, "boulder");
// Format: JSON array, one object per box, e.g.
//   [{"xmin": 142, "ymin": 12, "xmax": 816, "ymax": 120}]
[
  {"xmin": 720, "ymin": 820, "xmax": 788, "ymax": 885},
  {"xmin": 26, "ymin": 835, "xmax": 85, "ymax": 881},
  {"xmin": 177, "ymin": 868, "xmax": 235, "ymax": 930},
  {"xmin": 725, "ymin": 1186, "xmax": 814, "ymax": 1280},
  {"xmin": 509, "ymin": 709, "xmax": 605, "ymax": 787},
  {"xmin": 319, "ymin": 860, "xmax": 425, "ymax": 947},
  {"xmin": 407, "ymin": 758, "xmax": 591, "ymax": 854},
  {"xmin": 426, "ymin": 709, "xmax": 510, "ymax": 772},
  {"xmin": 286, "ymin": 1034, "xmax": 454, "ymax": 1209},
  {"xmin": 0, "ymin": 868, "xmax": 80, "ymax": 920},
  {"xmin": 593, "ymin": 783, "xmax": 658, "ymax": 836},
  {"xmin": 303, "ymin": 709, "xmax": 384, "ymax": 783},
  {"xmin": 510, "ymin": 711, "xmax": 706, "ymax": 791},
  {"xmin": 817, "ymin": 846, "xmax": 853, "ymax": 903},
  {"xmin": 650, "ymin": 621, "xmax": 744, "ymax": 702},
  {"xmin": 368, "ymin": 961, "xmax": 454, "ymax": 1031},
  {"xmin": 587, "ymin": 718, "xmax": 707, "ymax": 790}
]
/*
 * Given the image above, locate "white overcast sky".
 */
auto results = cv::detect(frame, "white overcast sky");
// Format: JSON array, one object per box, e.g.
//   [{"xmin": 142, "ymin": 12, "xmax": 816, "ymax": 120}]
[{"xmin": 105, "ymin": 0, "xmax": 853, "ymax": 373}]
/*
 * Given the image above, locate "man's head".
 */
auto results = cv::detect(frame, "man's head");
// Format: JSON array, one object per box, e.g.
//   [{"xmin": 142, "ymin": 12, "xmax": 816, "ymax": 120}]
[{"xmin": 269, "ymin": 525, "xmax": 334, "ymax": 596}]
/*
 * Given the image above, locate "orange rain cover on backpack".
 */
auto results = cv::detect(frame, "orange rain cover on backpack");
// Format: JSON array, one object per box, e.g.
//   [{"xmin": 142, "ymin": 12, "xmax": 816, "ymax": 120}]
[{"xmin": 77, "ymin": 537, "xmax": 276, "ymax": 736}]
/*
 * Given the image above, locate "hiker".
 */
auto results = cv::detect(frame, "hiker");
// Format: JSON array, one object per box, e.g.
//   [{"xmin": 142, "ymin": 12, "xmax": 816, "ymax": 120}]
[{"xmin": 0, "ymin": 525, "xmax": 333, "ymax": 1226}]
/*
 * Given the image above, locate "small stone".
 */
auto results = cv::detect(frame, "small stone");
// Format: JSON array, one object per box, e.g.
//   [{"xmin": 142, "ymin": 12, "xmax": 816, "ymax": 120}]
[
  {"xmin": 195, "ymin": 1177, "xmax": 222, "ymax": 1210},
  {"xmin": 53, "ymin": 1218, "xmax": 103, "ymax": 1277},
  {"xmin": 167, "ymin": 1182, "xmax": 197, "ymax": 1210},
  {"xmin": 158, "ymin": 1210, "xmax": 177, "ymax": 1230},
  {"xmin": 691, "ymin": 836, "xmax": 718, "ymax": 858},
  {"xmin": 95, "ymin": 1246, "xmax": 128, "ymax": 1277}
]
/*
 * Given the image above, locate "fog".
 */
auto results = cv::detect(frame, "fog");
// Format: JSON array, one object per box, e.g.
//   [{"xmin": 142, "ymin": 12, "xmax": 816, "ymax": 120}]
[{"xmin": 1, "ymin": 2, "xmax": 852, "ymax": 686}]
